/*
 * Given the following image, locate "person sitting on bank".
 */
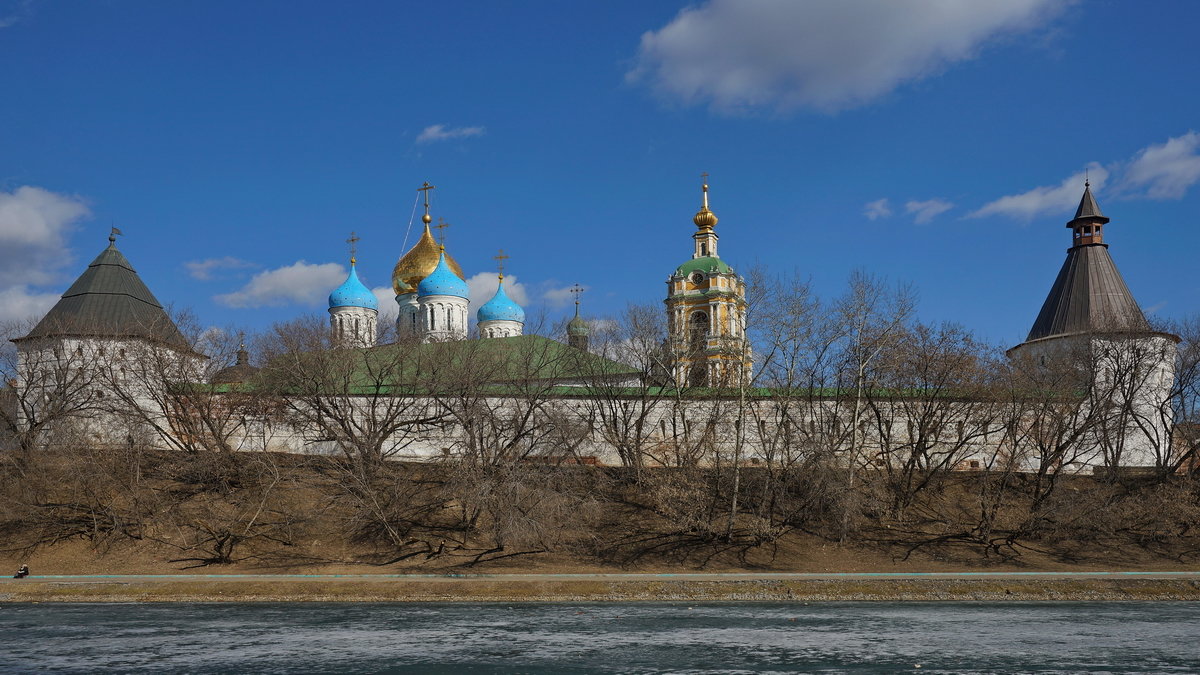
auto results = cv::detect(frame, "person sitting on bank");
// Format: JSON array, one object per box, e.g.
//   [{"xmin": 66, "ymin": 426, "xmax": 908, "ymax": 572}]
[{"xmin": 13, "ymin": 564, "xmax": 29, "ymax": 579}]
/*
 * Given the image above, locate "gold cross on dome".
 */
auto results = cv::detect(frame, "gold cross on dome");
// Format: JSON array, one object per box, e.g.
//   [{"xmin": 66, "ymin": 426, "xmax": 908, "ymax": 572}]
[
  {"xmin": 570, "ymin": 283, "xmax": 585, "ymax": 306},
  {"xmin": 434, "ymin": 218, "xmax": 450, "ymax": 244},
  {"xmin": 494, "ymin": 249, "xmax": 509, "ymax": 275},
  {"xmin": 346, "ymin": 231, "xmax": 360, "ymax": 262},
  {"xmin": 418, "ymin": 181, "xmax": 436, "ymax": 217}
]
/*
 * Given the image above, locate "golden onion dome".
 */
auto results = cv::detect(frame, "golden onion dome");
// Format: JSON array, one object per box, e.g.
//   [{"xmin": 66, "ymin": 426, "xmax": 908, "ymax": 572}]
[
  {"xmin": 391, "ymin": 223, "xmax": 465, "ymax": 295},
  {"xmin": 693, "ymin": 207, "xmax": 718, "ymax": 229}
]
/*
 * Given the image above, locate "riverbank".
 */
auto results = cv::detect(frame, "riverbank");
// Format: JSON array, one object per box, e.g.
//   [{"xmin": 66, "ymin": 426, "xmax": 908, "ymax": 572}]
[{"xmin": 4, "ymin": 573, "xmax": 1200, "ymax": 602}]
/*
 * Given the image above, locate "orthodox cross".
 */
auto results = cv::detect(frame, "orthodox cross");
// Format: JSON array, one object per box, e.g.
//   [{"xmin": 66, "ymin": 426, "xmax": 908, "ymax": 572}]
[
  {"xmin": 494, "ymin": 249, "xmax": 509, "ymax": 277},
  {"xmin": 570, "ymin": 283, "xmax": 585, "ymax": 309},
  {"xmin": 346, "ymin": 231, "xmax": 360, "ymax": 263},
  {"xmin": 434, "ymin": 218, "xmax": 450, "ymax": 245},
  {"xmin": 418, "ymin": 181, "xmax": 436, "ymax": 219}
]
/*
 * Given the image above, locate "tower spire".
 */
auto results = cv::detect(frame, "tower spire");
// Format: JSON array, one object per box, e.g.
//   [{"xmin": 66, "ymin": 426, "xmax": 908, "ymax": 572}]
[
  {"xmin": 434, "ymin": 218, "xmax": 450, "ymax": 246},
  {"xmin": 417, "ymin": 182, "xmax": 436, "ymax": 226},
  {"xmin": 1068, "ymin": 181, "xmax": 1109, "ymax": 247},
  {"xmin": 691, "ymin": 173, "xmax": 719, "ymax": 258},
  {"xmin": 494, "ymin": 249, "xmax": 509, "ymax": 281},
  {"xmin": 570, "ymin": 283, "xmax": 584, "ymax": 317}
]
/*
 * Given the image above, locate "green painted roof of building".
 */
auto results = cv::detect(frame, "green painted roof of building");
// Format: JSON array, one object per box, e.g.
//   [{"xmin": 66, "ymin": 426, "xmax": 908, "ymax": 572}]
[
  {"xmin": 17, "ymin": 241, "xmax": 190, "ymax": 348},
  {"xmin": 253, "ymin": 334, "xmax": 642, "ymax": 395},
  {"xmin": 674, "ymin": 256, "xmax": 734, "ymax": 277}
]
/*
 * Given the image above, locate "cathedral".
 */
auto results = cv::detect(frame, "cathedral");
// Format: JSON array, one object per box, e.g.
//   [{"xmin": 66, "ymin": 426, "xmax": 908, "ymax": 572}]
[
  {"xmin": 6, "ymin": 176, "xmax": 1181, "ymax": 469},
  {"xmin": 322, "ymin": 177, "xmax": 754, "ymax": 392}
]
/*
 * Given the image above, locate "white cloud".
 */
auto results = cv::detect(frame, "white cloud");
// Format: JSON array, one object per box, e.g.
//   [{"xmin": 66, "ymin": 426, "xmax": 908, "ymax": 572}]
[
  {"xmin": 416, "ymin": 124, "xmax": 486, "ymax": 144},
  {"xmin": 215, "ymin": 261, "xmax": 345, "ymax": 308},
  {"xmin": 371, "ymin": 286, "xmax": 399, "ymax": 325},
  {"xmin": 184, "ymin": 256, "xmax": 258, "ymax": 280},
  {"xmin": 628, "ymin": 0, "xmax": 1063, "ymax": 113},
  {"xmin": 543, "ymin": 283, "xmax": 584, "ymax": 309},
  {"xmin": 863, "ymin": 198, "xmax": 892, "ymax": 220},
  {"xmin": 905, "ymin": 198, "xmax": 953, "ymax": 224},
  {"xmin": 0, "ymin": 0, "xmax": 32, "ymax": 29},
  {"xmin": 0, "ymin": 185, "xmax": 90, "ymax": 286},
  {"xmin": 466, "ymin": 272, "xmax": 530, "ymax": 313},
  {"xmin": 1121, "ymin": 131, "xmax": 1200, "ymax": 200},
  {"xmin": 970, "ymin": 163, "xmax": 1107, "ymax": 221},
  {"xmin": 0, "ymin": 285, "xmax": 60, "ymax": 324}
]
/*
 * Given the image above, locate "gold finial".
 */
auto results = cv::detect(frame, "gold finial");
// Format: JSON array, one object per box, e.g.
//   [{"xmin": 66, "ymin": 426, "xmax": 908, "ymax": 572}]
[
  {"xmin": 570, "ymin": 283, "xmax": 584, "ymax": 316},
  {"xmin": 346, "ymin": 231, "xmax": 360, "ymax": 265},
  {"xmin": 693, "ymin": 172, "xmax": 718, "ymax": 229},
  {"xmin": 434, "ymin": 218, "xmax": 450, "ymax": 246},
  {"xmin": 418, "ymin": 182, "xmax": 436, "ymax": 225},
  {"xmin": 494, "ymin": 249, "xmax": 509, "ymax": 281}
]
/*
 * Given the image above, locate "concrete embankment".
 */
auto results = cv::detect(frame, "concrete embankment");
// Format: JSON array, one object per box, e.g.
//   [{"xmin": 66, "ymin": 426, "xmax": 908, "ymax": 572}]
[{"xmin": 3, "ymin": 573, "xmax": 1200, "ymax": 602}]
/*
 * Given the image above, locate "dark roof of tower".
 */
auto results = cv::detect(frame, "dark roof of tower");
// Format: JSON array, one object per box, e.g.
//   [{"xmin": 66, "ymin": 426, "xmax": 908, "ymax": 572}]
[
  {"xmin": 211, "ymin": 347, "xmax": 259, "ymax": 384},
  {"xmin": 16, "ymin": 241, "xmax": 190, "ymax": 348},
  {"xmin": 1025, "ymin": 244, "xmax": 1149, "ymax": 342},
  {"xmin": 1071, "ymin": 183, "xmax": 1109, "ymax": 224}
]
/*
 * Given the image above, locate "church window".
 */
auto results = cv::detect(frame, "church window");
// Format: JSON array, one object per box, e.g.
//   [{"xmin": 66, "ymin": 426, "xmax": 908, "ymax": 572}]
[
  {"xmin": 430, "ymin": 306, "xmax": 437, "ymax": 330},
  {"xmin": 700, "ymin": 244, "xmax": 708, "ymax": 256}
]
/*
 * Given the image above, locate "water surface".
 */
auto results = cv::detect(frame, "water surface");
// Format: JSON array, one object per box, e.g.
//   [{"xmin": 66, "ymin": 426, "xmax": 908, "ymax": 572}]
[{"xmin": 2, "ymin": 601, "xmax": 1198, "ymax": 673}]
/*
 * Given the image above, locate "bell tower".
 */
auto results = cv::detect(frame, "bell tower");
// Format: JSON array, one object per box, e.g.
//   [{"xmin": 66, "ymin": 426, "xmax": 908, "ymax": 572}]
[{"xmin": 665, "ymin": 175, "xmax": 751, "ymax": 387}]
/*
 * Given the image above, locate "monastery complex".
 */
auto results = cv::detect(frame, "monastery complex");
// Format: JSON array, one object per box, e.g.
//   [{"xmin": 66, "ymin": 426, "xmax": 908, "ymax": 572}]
[{"xmin": 5, "ymin": 178, "xmax": 1183, "ymax": 472}]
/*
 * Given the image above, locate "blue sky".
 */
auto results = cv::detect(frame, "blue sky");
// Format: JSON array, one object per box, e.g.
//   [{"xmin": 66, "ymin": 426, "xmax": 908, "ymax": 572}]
[{"xmin": 2, "ymin": 0, "xmax": 1199, "ymax": 348}]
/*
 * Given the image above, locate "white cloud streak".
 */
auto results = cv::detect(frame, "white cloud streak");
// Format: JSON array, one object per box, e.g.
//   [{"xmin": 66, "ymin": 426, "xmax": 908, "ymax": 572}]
[
  {"xmin": 628, "ymin": 0, "xmax": 1063, "ymax": 113},
  {"xmin": 184, "ymin": 256, "xmax": 258, "ymax": 280},
  {"xmin": 0, "ymin": 185, "xmax": 90, "ymax": 286},
  {"xmin": 863, "ymin": 198, "xmax": 892, "ymax": 221},
  {"xmin": 1121, "ymin": 131, "xmax": 1200, "ymax": 200},
  {"xmin": 215, "ymin": 261, "xmax": 345, "ymax": 308},
  {"xmin": 905, "ymin": 198, "xmax": 954, "ymax": 224},
  {"xmin": 0, "ymin": 285, "xmax": 61, "ymax": 324},
  {"xmin": 466, "ymin": 272, "xmax": 530, "ymax": 314},
  {"xmin": 416, "ymin": 124, "xmax": 486, "ymax": 144},
  {"xmin": 371, "ymin": 286, "xmax": 398, "ymax": 325},
  {"xmin": 543, "ymin": 284, "xmax": 583, "ymax": 309},
  {"xmin": 970, "ymin": 163, "xmax": 1108, "ymax": 221}
]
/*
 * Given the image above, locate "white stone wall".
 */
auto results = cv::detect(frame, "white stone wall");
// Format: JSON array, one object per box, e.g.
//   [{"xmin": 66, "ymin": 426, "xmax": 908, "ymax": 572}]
[
  {"xmin": 395, "ymin": 293, "xmax": 420, "ymax": 338},
  {"xmin": 330, "ymin": 305, "xmax": 378, "ymax": 348},
  {"xmin": 419, "ymin": 294, "xmax": 468, "ymax": 341},
  {"xmin": 479, "ymin": 319, "xmax": 523, "ymax": 339}
]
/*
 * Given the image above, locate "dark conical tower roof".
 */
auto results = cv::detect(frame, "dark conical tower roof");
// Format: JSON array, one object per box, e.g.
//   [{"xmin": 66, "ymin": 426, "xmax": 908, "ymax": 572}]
[
  {"xmin": 1071, "ymin": 182, "xmax": 1109, "ymax": 224},
  {"xmin": 1024, "ymin": 186, "xmax": 1147, "ymax": 342},
  {"xmin": 17, "ymin": 237, "xmax": 190, "ymax": 348}
]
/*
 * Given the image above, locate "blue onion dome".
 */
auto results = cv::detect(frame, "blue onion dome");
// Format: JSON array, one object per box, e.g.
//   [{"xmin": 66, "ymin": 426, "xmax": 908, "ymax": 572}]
[
  {"xmin": 417, "ymin": 249, "xmax": 469, "ymax": 298},
  {"xmin": 477, "ymin": 276, "xmax": 525, "ymax": 323},
  {"xmin": 328, "ymin": 262, "xmax": 378, "ymax": 310}
]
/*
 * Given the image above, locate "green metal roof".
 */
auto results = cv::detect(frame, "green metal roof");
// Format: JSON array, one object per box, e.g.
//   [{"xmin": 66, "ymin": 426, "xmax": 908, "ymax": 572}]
[
  {"xmin": 674, "ymin": 256, "xmax": 734, "ymax": 277},
  {"xmin": 17, "ymin": 242, "xmax": 190, "ymax": 348}
]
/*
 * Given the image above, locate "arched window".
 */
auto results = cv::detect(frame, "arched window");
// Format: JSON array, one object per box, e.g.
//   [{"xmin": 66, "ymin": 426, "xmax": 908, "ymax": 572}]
[{"xmin": 689, "ymin": 311, "xmax": 709, "ymax": 349}]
